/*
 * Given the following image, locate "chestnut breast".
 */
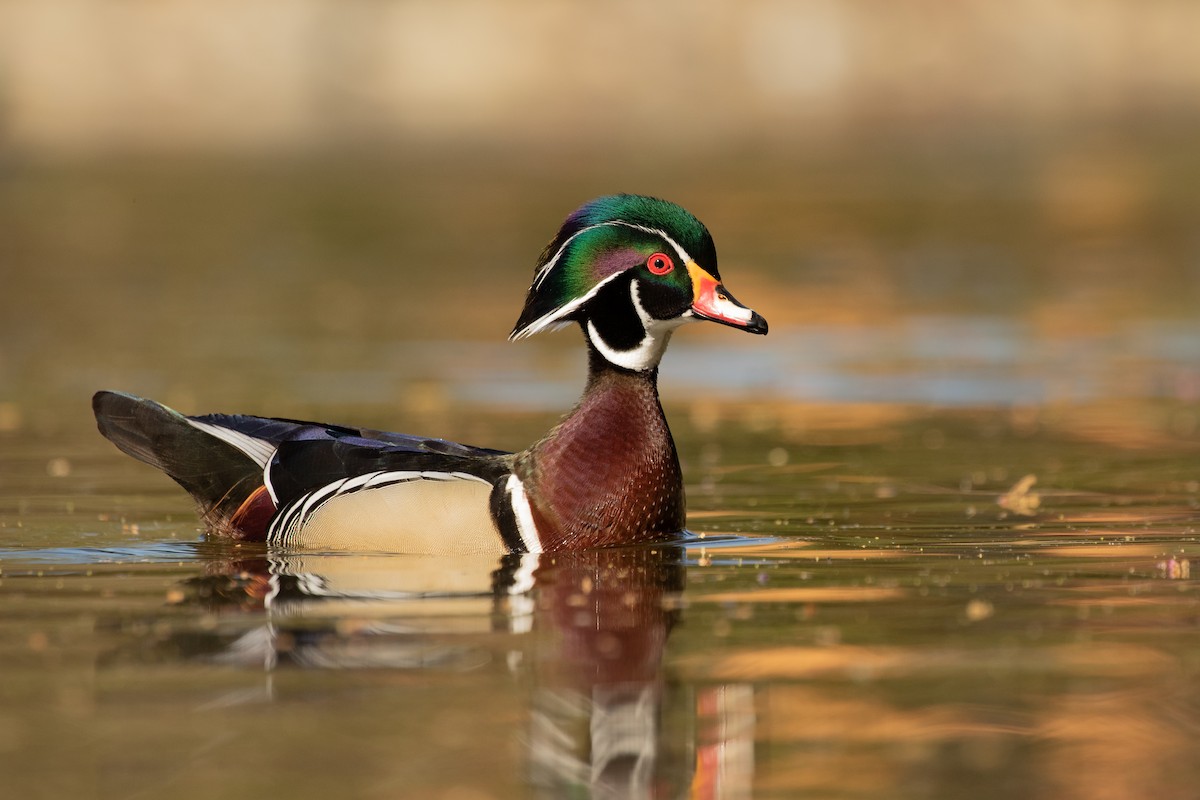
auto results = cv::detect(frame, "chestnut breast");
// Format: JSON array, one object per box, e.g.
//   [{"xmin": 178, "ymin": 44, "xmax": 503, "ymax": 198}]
[{"xmin": 519, "ymin": 370, "xmax": 685, "ymax": 550}]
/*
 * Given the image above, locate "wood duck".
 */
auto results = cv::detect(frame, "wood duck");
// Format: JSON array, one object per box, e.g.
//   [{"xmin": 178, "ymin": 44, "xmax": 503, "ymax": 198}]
[{"xmin": 93, "ymin": 194, "xmax": 767, "ymax": 554}]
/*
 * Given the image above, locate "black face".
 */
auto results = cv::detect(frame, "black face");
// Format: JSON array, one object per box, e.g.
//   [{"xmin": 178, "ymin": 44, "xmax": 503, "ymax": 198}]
[
  {"xmin": 573, "ymin": 247, "xmax": 693, "ymax": 346},
  {"xmin": 577, "ymin": 272, "xmax": 651, "ymax": 351},
  {"xmin": 632, "ymin": 250, "xmax": 694, "ymax": 322}
]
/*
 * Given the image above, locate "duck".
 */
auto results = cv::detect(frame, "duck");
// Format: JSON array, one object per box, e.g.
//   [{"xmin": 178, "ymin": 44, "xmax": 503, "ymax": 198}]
[{"xmin": 93, "ymin": 194, "xmax": 767, "ymax": 554}]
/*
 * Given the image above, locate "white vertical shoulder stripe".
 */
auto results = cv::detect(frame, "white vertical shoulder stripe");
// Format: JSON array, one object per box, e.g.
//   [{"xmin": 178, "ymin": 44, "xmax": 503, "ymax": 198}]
[{"xmin": 505, "ymin": 474, "xmax": 543, "ymax": 554}]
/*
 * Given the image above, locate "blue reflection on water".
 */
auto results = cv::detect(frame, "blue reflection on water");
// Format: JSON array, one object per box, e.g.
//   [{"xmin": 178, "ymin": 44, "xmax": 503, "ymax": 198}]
[
  {"xmin": 444, "ymin": 316, "xmax": 1200, "ymax": 409},
  {"xmin": 0, "ymin": 542, "xmax": 205, "ymax": 565}
]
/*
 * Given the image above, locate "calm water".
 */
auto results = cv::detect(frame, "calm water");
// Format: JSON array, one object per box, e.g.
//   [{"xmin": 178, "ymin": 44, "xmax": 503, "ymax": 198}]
[
  {"xmin": 4, "ymin": 399, "xmax": 1199, "ymax": 799},
  {"xmin": 2, "ymin": 155, "xmax": 1200, "ymax": 798}
]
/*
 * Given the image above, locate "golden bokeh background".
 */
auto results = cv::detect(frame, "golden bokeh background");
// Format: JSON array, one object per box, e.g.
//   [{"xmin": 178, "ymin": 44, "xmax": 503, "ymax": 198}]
[{"xmin": 1, "ymin": 0, "xmax": 1198, "ymax": 436}]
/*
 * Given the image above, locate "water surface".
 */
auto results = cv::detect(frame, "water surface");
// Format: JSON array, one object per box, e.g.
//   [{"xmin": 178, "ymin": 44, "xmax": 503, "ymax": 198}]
[
  {"xmin": 3, "ymin": 398, "xmax": 1198, "ymax": 799},
  {"xmin": 2, "ymin": 156, "xmax": 1199, "ymax": 798}
]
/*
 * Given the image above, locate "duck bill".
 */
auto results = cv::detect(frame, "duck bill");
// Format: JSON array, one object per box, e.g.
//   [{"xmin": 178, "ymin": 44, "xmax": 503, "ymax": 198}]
[{"xmin": 687, "ymin": 262, "xmax": 768, "ymax": 335}]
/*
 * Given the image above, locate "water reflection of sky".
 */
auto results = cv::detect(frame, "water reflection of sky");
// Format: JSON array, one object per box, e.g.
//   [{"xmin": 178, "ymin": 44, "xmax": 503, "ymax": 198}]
[
  {"xmin": 428, "ymin": 317, "xmax": 1200, "ymax": 410},
  {"xmin": 0, "ymin": 542, "xmax": 203, "ymax": 565}
]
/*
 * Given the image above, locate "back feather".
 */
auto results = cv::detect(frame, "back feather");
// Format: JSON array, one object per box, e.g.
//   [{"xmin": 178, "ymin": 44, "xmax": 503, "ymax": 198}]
[{"xmin": 93, "ymin": 391, "xmax": 514, "ymax": 538}]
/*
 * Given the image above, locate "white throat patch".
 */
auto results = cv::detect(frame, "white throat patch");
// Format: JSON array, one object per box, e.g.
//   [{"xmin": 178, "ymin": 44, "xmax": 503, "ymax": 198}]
[{"xmin": 586, "ymin": 280, "xmax": 691, "ymax": 372}]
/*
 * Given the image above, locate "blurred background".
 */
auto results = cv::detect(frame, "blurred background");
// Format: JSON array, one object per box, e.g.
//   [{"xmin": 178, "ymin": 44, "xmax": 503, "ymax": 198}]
[
  {"xmin": 2, "ymin": 9, "xmax": 1200, "ymax": 796},
  {"xmin": 1, "ymin": 0, "xmax": 1198, "ymax": 446}
]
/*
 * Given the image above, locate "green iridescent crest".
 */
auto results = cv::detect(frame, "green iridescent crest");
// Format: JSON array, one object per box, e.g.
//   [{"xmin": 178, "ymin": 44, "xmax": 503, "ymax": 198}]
[{"xmin": 510, "ymin": 195, "xmax": 718, "ymax": 340}]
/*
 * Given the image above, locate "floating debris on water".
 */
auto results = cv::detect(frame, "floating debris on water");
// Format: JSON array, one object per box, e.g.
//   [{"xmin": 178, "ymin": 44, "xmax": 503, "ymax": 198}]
[
  {"xmin": 998, "ymin": 474, "xmax": 1041, "ymax": 517},
  {"xmin": 1157, "ymin": 557, "xmax": 1191, "ymax": 580}
]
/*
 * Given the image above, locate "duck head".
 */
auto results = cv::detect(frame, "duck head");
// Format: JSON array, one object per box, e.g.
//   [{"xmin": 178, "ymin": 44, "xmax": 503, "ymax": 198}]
[{"xmin": 510, "ymin": 194, "xmax": 767, "ymax": 372}]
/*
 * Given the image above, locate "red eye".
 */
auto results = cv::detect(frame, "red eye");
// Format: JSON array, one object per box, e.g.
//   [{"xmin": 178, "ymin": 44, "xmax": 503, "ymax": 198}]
[{"xmin": 647, "ymin": 253, "xmax": 674, "ymax": 275}]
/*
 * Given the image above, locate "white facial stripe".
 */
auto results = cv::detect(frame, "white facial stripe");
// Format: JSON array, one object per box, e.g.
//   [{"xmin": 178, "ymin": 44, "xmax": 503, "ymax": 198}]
[
  {"xmin": 516, "ymin": 220, "xmax": 695, "ymax": 340},
  {"xmin": 511, "ymin": 270, "xmax": 625, "ymax": 341},
  {"xmin": 505, "ymin": 474, "xmax": 543, "ymax": 553},
  {"xmin": 531, "ymin": 221, "xmax": 693, "ymax": 289},
  {"xmin": 533, "ymin": 222, "xmax": 616, "ymax": 290},
  {"xmin": 619, "ymin": 222, "xmax": 693, "ymax": 266}
]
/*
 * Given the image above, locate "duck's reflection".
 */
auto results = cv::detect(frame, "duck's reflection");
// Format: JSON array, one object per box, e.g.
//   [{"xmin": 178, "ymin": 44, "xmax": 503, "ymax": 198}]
[
  {"xmin": 527, "ymin": 547, "xmax": 685, "ymax": 798},
  {"xmin": 176, "ymin": 545, "xmax": 753, "ymax": 798}
]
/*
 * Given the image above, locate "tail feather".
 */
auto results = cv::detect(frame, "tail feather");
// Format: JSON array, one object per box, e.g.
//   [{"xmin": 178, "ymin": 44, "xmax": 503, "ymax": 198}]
[{"xmin": 92, "ymin": 391, "xmax": 269, "ymax": 523}]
